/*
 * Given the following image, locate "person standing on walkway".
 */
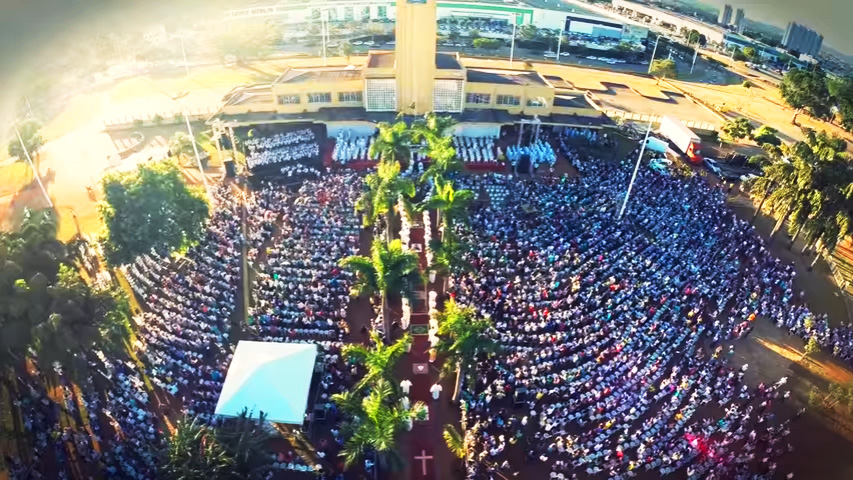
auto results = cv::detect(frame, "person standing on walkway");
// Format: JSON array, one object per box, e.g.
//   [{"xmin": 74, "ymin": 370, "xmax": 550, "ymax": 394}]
[
  {"xmin": 401, "ymin": 379, "xmax": 413, "ymax": 395},
  {"xmin": 430, "ymin": 383, "xmax": 442, "ymax": 400}
]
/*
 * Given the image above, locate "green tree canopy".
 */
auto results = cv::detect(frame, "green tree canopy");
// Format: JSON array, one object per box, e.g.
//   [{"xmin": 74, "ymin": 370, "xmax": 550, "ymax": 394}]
[
  {"xmin": 780, "ymin": 67, "xmax": 832, "ymax": 122},
  {"xmin": 98, "ymin": 159, "xmax": 210, "ymax": 265},
  {"xmin": 8, "ymin": 119, "xmax": 44, "ymax": 164},
  {"xmin": 340, "ymin": 239, "xmax": 422, "ymax": 302},
  {"xmin": 742, "ymin": 47, "xmax": 757, "ymax": 60},
  {"xmin": 163, "ymin": 417, "xmax": 236, "ymax": 479},
  {"xmin": 721, "ymin": 117, "xmax": 753, "ymax": 142},
  {"xmin": 472, "ymin": 38, "xmax": 503, "ymax": 52},
  {"xmin": 649, "ymin": 59, "xmax": 677, "ymax": 84},
  {"xmin": 751, "ymin": 125, "xmax": 781, "ymax": 146},
  {"xmin": 518, "ymin": 24, "xmax": 539, "ymax": 41},
  {"xmin": 342, "ymin": 331, "xmax": 412, "ymax": 391},
  {"xmin": 339, "ymin": 41, "xmax": 355, "ymax": 62},
  {"xmin": 828, "ymin": 75, "xmax": 853, "ymax": 132}
]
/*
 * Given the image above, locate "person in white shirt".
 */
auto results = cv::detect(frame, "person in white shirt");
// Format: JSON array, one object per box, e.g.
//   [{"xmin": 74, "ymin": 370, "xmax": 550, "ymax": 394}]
[
  {"xmin": 401, "ymin": 395, "xmax": 411, "ymax": 410},
  {"xmin": 400, "ymin": 379, "xmax": 413, "ymax": 395},
  {"xmin": 430, "ymin": 383, "xmax": 442, "ymax": 400}
]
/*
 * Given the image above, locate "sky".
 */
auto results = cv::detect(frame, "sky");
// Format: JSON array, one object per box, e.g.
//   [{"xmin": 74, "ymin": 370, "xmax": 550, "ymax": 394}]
[{"xmin": 694, "ymin": 0, "xmax": 853, "ymax": 55}]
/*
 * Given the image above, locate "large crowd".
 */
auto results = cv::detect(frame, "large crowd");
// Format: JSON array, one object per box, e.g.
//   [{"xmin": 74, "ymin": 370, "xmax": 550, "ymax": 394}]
[
  {"xmin": 246, "ymin": 129, "xmax": 320, "ymax": 170},
  {"xmin": 450, "ymin": 139, "xmax": 826, "ymax": 479},
  {"xmin": 453, "ymin": 135, "xmax": 500, "ymax": 164}
]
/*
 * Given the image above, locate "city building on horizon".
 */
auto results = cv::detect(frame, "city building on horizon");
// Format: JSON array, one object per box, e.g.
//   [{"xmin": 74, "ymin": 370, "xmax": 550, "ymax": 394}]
[
  {"xmin": 718, "ymin": 4, "xmax": 732, "ymax": 26},
  {"xmin": 782, "ymin": 22, "xmax": 823, "ymax": 57},
  {"xmin": 732, "ymin": 8, "xmax": 745, "ymax": 34}
]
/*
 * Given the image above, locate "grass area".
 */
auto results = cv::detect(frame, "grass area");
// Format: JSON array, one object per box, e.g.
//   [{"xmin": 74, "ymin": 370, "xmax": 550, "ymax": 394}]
[{"xmin": 0, "ymin": 162, "xmax": 31, "ymax": 197}]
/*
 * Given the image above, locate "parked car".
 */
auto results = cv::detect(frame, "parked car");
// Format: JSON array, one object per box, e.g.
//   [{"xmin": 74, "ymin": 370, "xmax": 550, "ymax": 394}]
[
  {"xmin": 544, "ymin": 52, "xmax": 557, "ymax": 58},
  {"xmin": 560, "ymin": 51, "xmax": 570, "ymax": 57},
  {"xmin": 703, "ymin": 158, "xmax": 721, "ymax": 175}
]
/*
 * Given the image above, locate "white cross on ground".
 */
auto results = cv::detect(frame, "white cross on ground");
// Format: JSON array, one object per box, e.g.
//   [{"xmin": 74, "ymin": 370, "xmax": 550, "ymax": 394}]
[{"xmin": 414, "ymin": 449, "xmax": 433, "ymax": 476}]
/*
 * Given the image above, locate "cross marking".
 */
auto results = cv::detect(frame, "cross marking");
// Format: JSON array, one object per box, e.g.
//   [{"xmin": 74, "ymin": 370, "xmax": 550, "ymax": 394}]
[{"xmin": 414, "ymin": 449, "xmax": 433, "ymax": 476}]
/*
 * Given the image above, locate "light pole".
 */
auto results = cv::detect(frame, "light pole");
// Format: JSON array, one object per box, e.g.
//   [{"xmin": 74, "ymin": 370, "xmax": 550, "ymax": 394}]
[
  {"xmin": 183, "ymin": 113, "xmax": 211, "ymax": 197},
  {"xmin": 321, "ymin": 10, "xmax": 329, "ymax": 66},
  {"xmin": 618, "ymin": 123, "xmax": 652, "ymax": 220},
  {"xmin": 555, "ymin": 24, "xmax": 564, "ymax": 63},
  {"xmin": 509, "ymin": 13, "xmax": 520, "ymax": 68},
  {"xmin": 647, "ymin": 34, "xmax": 661, "ymax": 74},
  {"xmin": 179, "ymin": 35, "xmax": 190, "ymax": 78},
  {"xmin": 14, "ymin": 124, "xmax": 52, "ymax": 208},
  {"xmin": 690, "ymin": 47, "xmax": 698, "ymax": 74}
]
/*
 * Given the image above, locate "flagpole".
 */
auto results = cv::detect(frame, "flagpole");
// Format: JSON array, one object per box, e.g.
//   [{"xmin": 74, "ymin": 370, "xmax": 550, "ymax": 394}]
[{"xmin": 618, "ymin": 123, "xmax": 652, "ymax": 220}]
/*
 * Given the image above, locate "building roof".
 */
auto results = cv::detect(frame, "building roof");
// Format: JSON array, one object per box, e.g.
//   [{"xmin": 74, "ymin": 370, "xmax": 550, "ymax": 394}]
[
  {"xmin": 367, "ymin": 51, "xmax": 396, "ymax": 68},
  {"xmin": 436, "ymin": 52, "xmax": 463, "ymax": 70},
  {"xmin": 274, "ymin": 67, "xmax": 362, "ymax": 84},
  {"xmin": 466, "ymin": 68, "xmax": 548, "ymax": 86},
  {"xmin": 554, "ymin": 94, "xmax": 593, "ymax": 109},
  {"xmin": 223, "ymin": 85, "xmax": 274, "ymax": 106}
]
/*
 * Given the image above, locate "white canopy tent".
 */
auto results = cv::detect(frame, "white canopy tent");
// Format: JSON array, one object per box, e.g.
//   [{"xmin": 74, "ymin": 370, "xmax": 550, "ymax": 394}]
[{"xmin": 215, "ymin": 341, "xmax": 317, "ymax": 425}]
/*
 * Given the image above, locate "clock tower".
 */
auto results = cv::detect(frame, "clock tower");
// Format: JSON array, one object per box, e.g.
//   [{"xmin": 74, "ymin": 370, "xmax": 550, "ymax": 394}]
[{"xmin": 395, "ymin": 0, "xmax": 437, "ymax": 114}]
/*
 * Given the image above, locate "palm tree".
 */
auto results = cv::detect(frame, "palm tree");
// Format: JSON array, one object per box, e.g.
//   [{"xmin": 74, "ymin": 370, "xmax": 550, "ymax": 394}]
[
  {"xmin": 215, "ymin": 409, "xmax": 274, "ymax": 479},
  {"xmin": 442, "ymin": 424, "xmax": 466, "ymax": 460},
  {"xmin": 163, "ymin": 417, "xmax": 236, "ymax": 479},
  {"xmin": 169, "ymin": 131, "xmax": 196, "ymax": 165},
  {"xmin": 342, "ymin": 331, "xmax": 412, "ymax": 391},
  {"xmin": 370, "ymin": 121, "xmax": 412, "ymax": 165},
  {"xmin": 420, "ymin": 135, "xmax": 462, "ymax": 184},
  {"xmin": 333, "ymin": 378, "xmax": 424, "ymax": 472},
  {"xmin": 356, "ymin": 159, "xmax": 416, "ymax": 242},
  {"xmin": 422, "ymin": 178, "xmax": 475, "ymax": 240},
  {"xmin": 340, "ymin": 239, "xmax": 422, "ymax": 338},
  {"xmin": 412, "ymin": 113, "xmax": 456, "ymax": 144},
  {"xmin": 434, "ymin": 298, "xmax": 498, "ymax": 401}
]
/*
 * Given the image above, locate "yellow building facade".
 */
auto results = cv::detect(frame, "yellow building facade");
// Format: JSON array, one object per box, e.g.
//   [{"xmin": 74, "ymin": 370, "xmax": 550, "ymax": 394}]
[{"xmin": 214, "ymin": 0, "xmax": 604, "ymax": 129}]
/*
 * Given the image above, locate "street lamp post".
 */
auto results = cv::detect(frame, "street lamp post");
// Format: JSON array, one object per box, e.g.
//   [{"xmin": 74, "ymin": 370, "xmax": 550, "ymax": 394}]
[
  {"xmin": 509, "ymin": 13, "xmax": 520, "ymax": 68},
  {"xmin": 618, "ymin": 123, "xmax": 652, "ymax": 220},
  {"xmin": 647, "ymin": 35, "xmax": 661, "ymax": 74},
  {"xmin": 183, "ymin": 113, "xmax": 211, "ymax": 197},
  {"xmin": 14, "ymin": 124, "xmax": 52, "ymax": 208},
  {"xmin": 555, "ymin": 24, "xmax": 564, "ymax": 63}
]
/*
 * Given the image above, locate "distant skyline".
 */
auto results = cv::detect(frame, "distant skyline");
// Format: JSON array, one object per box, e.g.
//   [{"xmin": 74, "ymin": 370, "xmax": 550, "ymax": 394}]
[{"xmin": 690, "ymin": 0, "xmax": 852, "ymax": 55}]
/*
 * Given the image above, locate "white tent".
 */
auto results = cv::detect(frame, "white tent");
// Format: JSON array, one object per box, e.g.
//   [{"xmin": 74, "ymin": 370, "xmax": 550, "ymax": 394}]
[{"xmin": 215, "ymin": 341, "xmax": 317, "ymax": 425}]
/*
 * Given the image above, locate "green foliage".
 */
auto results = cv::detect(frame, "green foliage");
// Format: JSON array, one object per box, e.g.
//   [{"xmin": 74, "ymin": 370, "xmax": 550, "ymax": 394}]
[
  {"xmin": 732, "ymin": 49, "xmax": 748, "ymax": 62},
  {"xmin": 828, "ymin": 76, "xmax": 853, "ymax": 132},
  {"xmin": 747, "ymin": 155, "xmax": 769, "ymax": 168},
  {"xmin": 169, "ymin": 131, "xmax": 196, "ymax": 160},
  {"xmin": 339, "ymin": 41, "xmax": 355, "ymax": 60},
  {"xmin": 429, "ymin": 231, "xmax": 471, "ymax": 278},
  {"xmin": 649, "ymin": 59, "xmax": 677, "ymax": 81},
  {"xmin": 721, "ymin": 117, "xmax": 753, "ymax": 142},
  {"xmin": 468, "ymin": 29, "xmax": 480, "ymax": 40},
  {"xmin": 780, "ymin": 68, "xmax": 831, "ymax": 120},
  {"xmin": 342, "ymin": 331, "xmax": 412, "ymax": 391},
  {"xmin": 804, "ymin": 336, "xmax": 821, "ymax": 358},
  {"xmin": 357, "ymin": 136, "xmax": 416, "ymax": 228},
  {"xmin": 742, "ymin": 47, "xmax": 756, "ymax": 60},
  {"xmin": 98, "ymin": 159, "xmax": 210, "ymax": 265},
  {"xmin": 518, "ymin": 24, "xmax": 539, "ymax": 41},
  {"xmin": 442, "ymin": 424, "xmax": 466, "ymax": 459},
  {"xmin": 163, "ymin": 417, "xmax": 236, "ymax": 479},
  {"xmin": 217, "ymin": 22, "xmax": 279, "ymax": 63},
  {"xmin": 216, "ymin": 410, "xmax": 274, "ymax": 479},
  {"xmin": 472, "ymin": 38, "xmax": 503, "ymax": 52},
  {"xmin": 434, "ymin": 298, "xmax": 498, "ymax": 380},
  {"xmin": 8, "ymin": 119, "xmax": 44, "ymax": 162},
  {"xmin": 742, "ymin": 80, "xmax": 752, "ymax": 89},
  {"xmin": 332, "ymin": 378, "xmax": 423, "ymax": 471},
  {"xmin": 422, "ymin": 178, "xmax": 475, "ymax": 231},
  {"xmin": 340, "ymin": 239, "xmax": 422, "ymax": 302},
  {"xmin": 751, "ymin": 125, "xmax": 781, "ymax": 146}
]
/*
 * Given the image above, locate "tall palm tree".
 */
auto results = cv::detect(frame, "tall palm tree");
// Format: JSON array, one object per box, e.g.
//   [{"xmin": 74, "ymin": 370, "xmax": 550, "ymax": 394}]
[
  {"xmin": 434, "ymin": 298, "xmax": 498, "ymax": 401},
  {"xmin": 342, "ymin": 331, "xmax": 412, "ymax": 391},
  {"xmin": 420, "ymin": 135, "xmax": 462, "ymax": 185},
  {"xmin": 340, "ymin": 239, "xmax": 422, "ymax": 338},
  {"xmin": 422, "ymin": 178, "xmax": 475, "ymax": 240},
  {"xmin": 163, "ymin": 417, "xmax": 236, "ymax": 479},
  {"xmin": 215, "ymin": 409, "xmax": 274, "ymax": 479},
  {"xmin": 356, "ymin": 159, "xmax": 416, "ymax": 242},
  {"xmin": 412, "ymin": 113, "xmax": 456, "ymax": 144},
  {"xmin": 370, "ymin": 121, "xmax": 412, "ymax": 165},
  {"xmin": 332, "ymin": 378, "xmax": 424, "ymax": 472}
]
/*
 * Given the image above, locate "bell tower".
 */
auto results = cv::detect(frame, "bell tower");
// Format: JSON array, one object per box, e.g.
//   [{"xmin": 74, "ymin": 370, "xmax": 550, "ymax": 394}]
[{"xmin": 395, "ymin": 0, "xmax": 437, "ymax": 114}]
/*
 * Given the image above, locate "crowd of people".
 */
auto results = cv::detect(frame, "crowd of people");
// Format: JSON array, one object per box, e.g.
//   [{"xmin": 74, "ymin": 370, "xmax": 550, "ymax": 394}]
[
  {"xmin": 331, "ymin": 131, "xmax": 377, "ymax": 165},
  {"xmin": 246, "ymin": 129, "xmax": 320, "ymax": 170},
  {"xmin": 507, "ymin": 140, "xmax": 557, "ymax": 173},
  {"xmin": 453, "ymin": 135, "xmax": 500, "ymax": 164},
  {"xmin": 448, "ymin": 141, "xmax": 822, "ymax": 479}
]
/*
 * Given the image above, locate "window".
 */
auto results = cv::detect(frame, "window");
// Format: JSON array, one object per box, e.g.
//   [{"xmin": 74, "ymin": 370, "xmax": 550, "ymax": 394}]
[
  {"xmin": 344, "ymin": 7, "xmax": 354, "ymax": 21},
  {"xmin": 377, "ymin": 6, "xmax": 387, "ymax": 18},
  {"xmin": 307, "ymin": 92, "xmax": 332, "ymax": 103},
  {"xmin": 433, "ymin": 79, "xmax": 464, "ymax": 112},
  {"xmin": 361, "ymin": 7, "xmax": 371, "ymax": 20},
  {"xmin": 466, "ymin": 93, "xmax": 491, "ymax": 105},
  {"xmin": 365, "ymin": 79, "xmax": 396, "ymax": 111},
  {"xmin": 278, "ymin": 95, "xmax": 300, "ymax": 105},
  {"xmin": 526, "ymin": 97, "xmax": 547, "ymax": 107},
  {"xmin": 496, "ymin": 95, "xmax": 520, "ymax": 106},
  {"xmin": 327, "ymin": 9, "xmax": 337, "ymax": 21},
  {"xmin": 338, "ymin": 91, "xmax": 363, "ymax": 103}
]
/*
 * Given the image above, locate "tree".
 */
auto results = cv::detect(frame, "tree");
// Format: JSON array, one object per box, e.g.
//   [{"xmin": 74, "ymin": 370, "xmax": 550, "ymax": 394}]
[
  {"xmin": 751, "ymin": 125, "xmax": 781, "ymax": 146},
  {"xmin": 429, "ymin": 230, "xmax": 471, "ymax": 282},
  {"xmin": 721, "ymin": 118, "xmax": 752, "ymax": 142},
  {"xmin": 332, "ymin": 378, "xmax": 424, "ymax": 471},
  {"xmin": 339, "ymin": 41, "xmax": 354, "ymax": 63},
  {"xmin": 780, "ymin": 67, "xmax": 831, "ymax": 123},
  {"xmin": 340, "ymin": 239, "xmax": 422, "ymax": 338},
  {"xmin": 802, "ymin": 336, "xmax": 821, "ymax": 360},
  {"xmin": 468, "ymin": 29, "xmax": 480, "ymax": 41},
  {"xmin": 8, "ymin": 119, "xmax": 45, "ymax": 174},
  {"xmin": 163, "ymin": 417, "xmax": 235, "ymax": 479},
  {"xmin": 686, "ymin": 29, "xmax": 700, "ymax": 46},
  {"xmin": 828, "ymin": 75, "xmax": 853, "ymax": 132},
  {"xmin": 168, "ymin": 131, "xmax": 196, "ymax": 164},
  {"xmin": 742, "ymin": 47, "xmax": 757, "ymax": 61},
  {"xmin": 442, "ymin": 424, "xmax": 466, "ymax": 460},
  {"xmin": 215, "ymin": 409, "xmax": 274, "ymax": 479},
  {"xmin": 434, "ymin": 298, "xmax": 498, "ymax": 401},
  {"xmin": 732, "ymin": 49, "xmax": 748, "ymax": 62},
  {"xmin": 420, "ymin": 136, "xmax": 462, "ymax": 184},
  {"xmin": 343, "ymin": 331, "xmax": 412, "ymax": 391},
  {"xmin": 216, "ymin": 22, "xmax": 279, "ymax": 64},
  {"xmin": 518, "ymin": 24, "xmax": 539, "ymax": 41},
  {"xmin": 357, "ymin": 148, "xmax": 416, "ymax": 242},
  {"xmin": 649, "ymin": 59, "xmax": 677, "ymax": 85},
  {"xmin": 422, "ymin": 178, "xmax": 474, "ymax": 237},
  {"xmin": 99, "ymin": 159, "xmax": 210, "ymax": 265},
  {"xmin": 472, "ymin": 38, "xmax": 502, "ymax": 52}
]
